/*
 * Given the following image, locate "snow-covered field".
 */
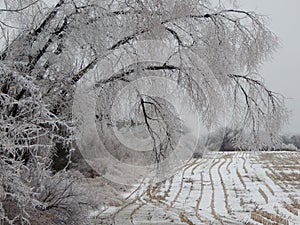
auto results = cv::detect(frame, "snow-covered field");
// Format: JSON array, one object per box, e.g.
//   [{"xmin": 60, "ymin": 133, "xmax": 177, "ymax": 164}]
[{"xmin": 95, "ymin": 151, "xmax": 300, "ymax": 225}]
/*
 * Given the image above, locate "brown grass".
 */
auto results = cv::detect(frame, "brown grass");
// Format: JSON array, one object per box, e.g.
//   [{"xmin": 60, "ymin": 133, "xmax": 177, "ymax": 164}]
[
  {"xmin": 283, "ymin": 201, "xmax": 298, "ymax": 216},
  {"xmin": 130, "ymin": 203, "xmax": 145, "ymax": 224},
  {"xmin": 289, "ymin": 194, "xmax": 300, "ymax": 210},
  {"xmin": 218, "ymin": 159, "xmax": 232, "ymax": 214},
  {"xmin": 226, "ymin": 156, "xmax": 233, "ymax": 174},
  {"xmin": 195, "ymin": 171, "xmax": 205, "ymax": 223},
  {"xmin": 237, "ymin": 169, "xmax": 246, "ymax": 189},
  {"xmin": 251, "ymin": 210, "xmax": 289, "ymax": 225},
  {"xmin": 258, "ymin": 188, "xmax": 268, "ymax": 204},
  {"xmin": 170, "ymin": 162, "xmax": 196, "ymax": 207},
  {"xmin": 263, "ymin": 181, "xmax": 275, "ymax": 196},
  {"xmin": 209, "ymin": 159, "xmax": 223, "ymax": 224},
  {"xmin": 179, "ymin": 212, "xmax": 195, "ymax": 225},
  {"xmin": 242, "ymin": 156, "xmax": 248, "ymax": 173}
]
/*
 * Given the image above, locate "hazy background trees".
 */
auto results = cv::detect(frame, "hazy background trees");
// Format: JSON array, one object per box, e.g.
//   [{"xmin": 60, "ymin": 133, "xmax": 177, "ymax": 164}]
[
  {"xmin": 281, "ymin": 135, "xmax": 300, "ymax": 150},
  {"xmin": 0, "ymin": 0, "xmax": 289, "ymax": 224}
]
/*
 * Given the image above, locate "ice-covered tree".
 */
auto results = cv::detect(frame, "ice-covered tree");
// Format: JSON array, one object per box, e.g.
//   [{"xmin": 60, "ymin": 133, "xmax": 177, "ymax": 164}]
[{"xmin": 0, "ymin": 0, "xmax": 287, "ymax": 223}]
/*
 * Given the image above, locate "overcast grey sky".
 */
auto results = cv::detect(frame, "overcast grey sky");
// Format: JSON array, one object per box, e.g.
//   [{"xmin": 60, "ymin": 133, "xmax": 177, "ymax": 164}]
[{"xmin": 239, "ymin": 0, "xmax": 300, "ymax": 134}]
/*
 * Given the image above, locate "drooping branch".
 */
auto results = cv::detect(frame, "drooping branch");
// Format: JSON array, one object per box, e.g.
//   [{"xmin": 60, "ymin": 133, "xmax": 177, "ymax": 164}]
[
  {"xmin": 0, "ymin": 0, "xmax": 40, "ymax": 12},
  {"xmin": 227, "ymin": 73, "xmax": 286, "ymax": 148},
  {"xmin": 228, "ymin": 74, "xmax": 282, "ymax": 112}
]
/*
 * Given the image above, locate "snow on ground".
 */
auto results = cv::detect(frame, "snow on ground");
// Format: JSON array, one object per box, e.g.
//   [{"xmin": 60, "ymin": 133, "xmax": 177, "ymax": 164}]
[{"xmin": 95, "ymin": 151, "xmax": 300, "ymax": 225}]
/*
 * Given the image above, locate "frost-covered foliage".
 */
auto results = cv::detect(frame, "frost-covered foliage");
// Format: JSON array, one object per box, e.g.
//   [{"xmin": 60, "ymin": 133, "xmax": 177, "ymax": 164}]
[
  {"xmin": 0, "ymin": 0, "xmax": 287, "ymax": 223},
  {"xmin": 0, "ymin": 65, "xmax": 76, "ymax": 223}
]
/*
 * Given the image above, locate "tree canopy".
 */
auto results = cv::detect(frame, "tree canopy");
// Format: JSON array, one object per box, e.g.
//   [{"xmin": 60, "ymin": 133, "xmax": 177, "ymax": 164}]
[{"xmin": 0, "ymin": 0, "xmax": 287, "ymax": 223}]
